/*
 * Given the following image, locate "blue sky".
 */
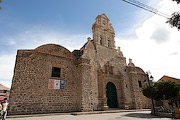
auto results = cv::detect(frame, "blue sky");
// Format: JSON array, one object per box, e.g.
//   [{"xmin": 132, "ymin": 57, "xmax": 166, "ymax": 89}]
[
  {"xmin": 0, "ymin": 0, "xmax": 180, "ymax": 88},
  {"xmin": 0, "ymin": 0, "xmax": 142, "ymax": 53},
  {"xmin": 0, "ymin": 0, "xmax": 146, "ymax": 35}
]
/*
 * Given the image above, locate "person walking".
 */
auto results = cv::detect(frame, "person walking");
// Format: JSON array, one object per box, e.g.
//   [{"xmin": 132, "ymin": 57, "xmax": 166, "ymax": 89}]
[
  {"xmin": 1, "ymin": 98, "xmax": 9, "ymax": 120},
  {"xmin": 0, "ymin": 101, "xmax": 2, "ymax": 120}
]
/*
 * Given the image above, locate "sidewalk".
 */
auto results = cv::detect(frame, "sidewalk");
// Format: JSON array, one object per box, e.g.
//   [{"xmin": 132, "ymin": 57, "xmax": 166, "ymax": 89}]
[{"xmin": 7, "ymin": 109, "xmax": 151, "ymax": 118}]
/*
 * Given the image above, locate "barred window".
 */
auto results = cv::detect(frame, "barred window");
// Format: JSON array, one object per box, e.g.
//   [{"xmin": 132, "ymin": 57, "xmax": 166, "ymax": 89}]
[{"xmin": 51, "ymin": 67, "xmax": 61, "ymax": 78}]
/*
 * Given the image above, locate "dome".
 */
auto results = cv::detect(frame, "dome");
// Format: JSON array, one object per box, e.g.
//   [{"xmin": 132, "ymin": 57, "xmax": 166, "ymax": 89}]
[{"xmin": 34, "ymin": 44, "xmax": 75, "ymax": 59}]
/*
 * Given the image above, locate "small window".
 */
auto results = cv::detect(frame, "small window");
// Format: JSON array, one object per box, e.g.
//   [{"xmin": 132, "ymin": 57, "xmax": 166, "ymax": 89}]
[
  {"xmin": 100, "ymin": 36, "xmax": 103, "ymax": 45},
  {"xmin": 109, "ymin": 66, "xmax": 113, "ymax": 74},
  {"xmin": 103, "ymin": 21, "xmax": 106, "ymax": 26},
  {"xmin": 51, "ymin": 67, "xmax": 61, "ymax": 78},
  {"xmin": 138, "ymin": 81, "xmax": 142, "ymax": 88},
  {"xmin": 108, "ymin": 40, "xmax": 111, "ymax": 47}
]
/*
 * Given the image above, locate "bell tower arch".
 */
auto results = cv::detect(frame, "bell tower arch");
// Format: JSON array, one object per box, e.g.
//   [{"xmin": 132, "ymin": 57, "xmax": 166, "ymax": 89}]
[{"xmin": 92, "ymin": 13, "xmax": 115, "ymax": 49}]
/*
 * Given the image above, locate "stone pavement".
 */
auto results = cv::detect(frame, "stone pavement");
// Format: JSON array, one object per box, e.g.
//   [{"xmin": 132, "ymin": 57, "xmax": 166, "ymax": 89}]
[{"xmin": 7, "ymin": 110, "xmax": 173, "ymax": 120}]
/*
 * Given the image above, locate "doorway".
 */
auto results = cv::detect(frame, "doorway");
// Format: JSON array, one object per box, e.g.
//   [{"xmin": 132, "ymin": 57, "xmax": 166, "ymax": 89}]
[{"xmin": 106, "ymin": 82, "xmax": 118, "ymax": 108}]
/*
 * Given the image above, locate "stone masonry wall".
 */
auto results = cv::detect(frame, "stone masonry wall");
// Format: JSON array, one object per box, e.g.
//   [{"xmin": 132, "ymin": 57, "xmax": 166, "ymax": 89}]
[
  {"xmin": 94, "ymin": 44, "xmax": 133, "ymax": 109},
  {"xmin": 127, "ymin": 67, "xmax": 151, "ymax": 109},
  {"xmin": 78, "ymin": 58, "xmax": 93, "ymax": 111},
  {"xmin": 9, "ymin": 14, "xmax": 152, "ymax": 115},
  {"xmin": 9, "ymin": 44, "xmax": 81, "ymax": 115},
  {"xmin": 80, "ymin": 39, "xmax": 99, "ymax": 111}
]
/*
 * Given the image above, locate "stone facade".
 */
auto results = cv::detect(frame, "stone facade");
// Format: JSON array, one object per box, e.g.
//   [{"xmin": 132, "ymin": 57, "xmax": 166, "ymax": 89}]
[{"xmin": 9, "ymin": 14, "xmax": 151, "ymax": 115}]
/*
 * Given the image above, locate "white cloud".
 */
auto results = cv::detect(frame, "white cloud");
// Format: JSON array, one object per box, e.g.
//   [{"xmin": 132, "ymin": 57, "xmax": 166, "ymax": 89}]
[
  {"xmin": 5, "ymin": 26, "xmax": 90, "ymax": 51},
  {"xmin": 9, "ymin": 40, "xmax": 16, "ymax": 45},
  {"xmin": 0, "ymin": 54, "xmax": 16, "ymax": 80},
  {"xmin": 169, "ymin": 52, "xmax": 178, "ymax": 56},
  {"xmin": 0, "ymin": 26, "xmax": 91, "ymax": 88},
  {"xmin": 116, "ymin": 0, "xmax": 180, "ymax": 81},
  {"xmin": 1, "ymin": 0, "xmax": 180, "ymax": 88},
  {"xmin": 0, "ymin": 54, "xmax": 16, "ymax": 88}
]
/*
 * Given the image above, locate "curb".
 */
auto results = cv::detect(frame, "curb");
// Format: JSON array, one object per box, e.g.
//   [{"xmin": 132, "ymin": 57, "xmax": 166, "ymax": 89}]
[
  {"xmin": 7, "ymin": 109, "xmax": 151, "ymax": 118},
  {"xmin": 71, "ymin": 109, "xmax": 151, "ymax": 115},
  {"xmin": 7, "ymin": 113, "xmax": 71, "ymax": 118}
]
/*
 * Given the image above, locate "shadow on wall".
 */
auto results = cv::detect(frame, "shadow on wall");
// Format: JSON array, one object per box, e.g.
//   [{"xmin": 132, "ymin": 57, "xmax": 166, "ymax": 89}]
[{"xmin": 120, "ymin": 112, "xmax": 168, "ymax": 119}]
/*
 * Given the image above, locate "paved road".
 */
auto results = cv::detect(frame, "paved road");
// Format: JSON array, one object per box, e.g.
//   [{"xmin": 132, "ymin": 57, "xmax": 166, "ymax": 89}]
[{"xmin": 7, "ymin": 111, "xmax": 172, "ymax": 120}]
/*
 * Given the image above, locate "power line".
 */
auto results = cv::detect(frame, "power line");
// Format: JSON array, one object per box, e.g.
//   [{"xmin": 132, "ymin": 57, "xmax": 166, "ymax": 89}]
[{"xmin": 121, "ymin": 0, "xmax": 171, "ymax": 18}]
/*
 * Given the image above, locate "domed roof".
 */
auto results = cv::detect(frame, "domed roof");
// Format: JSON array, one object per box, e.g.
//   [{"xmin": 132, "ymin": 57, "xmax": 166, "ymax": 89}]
[
  {"xmin": 34, "ymin": 44, "xmax": 75, "ymax": 59},
  {"xmin": 136, "ymin": 67, "xmax": 146, "ymax": 74}
]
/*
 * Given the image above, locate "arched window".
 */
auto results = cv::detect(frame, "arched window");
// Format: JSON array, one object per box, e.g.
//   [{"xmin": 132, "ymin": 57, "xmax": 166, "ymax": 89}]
[{"xmin": 108, "ymin": 40, "xmax": 111, "ymax": 48}]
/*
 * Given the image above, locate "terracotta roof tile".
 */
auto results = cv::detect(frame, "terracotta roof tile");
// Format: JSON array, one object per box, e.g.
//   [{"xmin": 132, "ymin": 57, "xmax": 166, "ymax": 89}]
[
  {"xmin": 0, "ymin": 83, "xmax": 10, "ymax": 90},
  {"xmin": 158, "ymin": 75, "xmax": 180, "ymax": 84}
]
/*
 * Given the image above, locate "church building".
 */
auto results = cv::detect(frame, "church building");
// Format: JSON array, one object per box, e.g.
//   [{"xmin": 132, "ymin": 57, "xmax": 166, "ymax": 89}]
[{"xmin": 9, "ymin": 14, "xmax": 151, "ymax": 115}]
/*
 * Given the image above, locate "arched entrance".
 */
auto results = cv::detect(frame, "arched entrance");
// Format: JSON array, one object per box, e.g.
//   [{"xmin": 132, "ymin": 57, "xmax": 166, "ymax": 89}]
[{"xmin": 106, "ymin": 82, "xmax": 118, "ymax": 108}]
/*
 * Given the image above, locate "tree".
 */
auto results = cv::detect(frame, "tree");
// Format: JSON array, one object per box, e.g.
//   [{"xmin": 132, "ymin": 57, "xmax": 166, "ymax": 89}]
[
  {"xmin": 142, "ymin": 86, "xmax": 156, "ymax": 99},
  {"xmin": 154, "ymin": 81, "xmax": 179, "ymax": 100},
  {"xmin": 0, "ymin": 0, "xmax": 2, "ymax": 10},
  {"xmin": 142, "ymin": 81, "xmax": 180, "ymax": 101},
  {"xmin": 166, "ymin": 0, "xmax": 180, "ymax": 30},
  {"xmin": 172, "ymin": 0, "xmax": 180, "ymax": 4}
]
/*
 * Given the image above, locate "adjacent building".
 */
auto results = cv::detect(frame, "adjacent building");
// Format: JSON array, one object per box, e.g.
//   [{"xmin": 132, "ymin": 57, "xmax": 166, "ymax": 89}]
[
  {"xmin": 157, "ymin": 75, "xmax": 180, "ymax": 108},
  {"xmin": 9, "ymin": 14, "xmax": 151, "ymax": 115},
  {"xmin": 0, "ymin": 83, "xmax": 10, "ymax": 101},
  {"xmin": 158, "ymin": 75, "xmax": 180, "ymax": 84}
]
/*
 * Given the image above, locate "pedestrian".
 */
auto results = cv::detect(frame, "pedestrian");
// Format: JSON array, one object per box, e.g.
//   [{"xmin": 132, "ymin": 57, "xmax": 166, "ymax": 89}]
[
  {"xmin": 1, "ymin": 98, "xmax": 9, "ymax": 120},
  {"xmin": 0, "ymin": 101, "xmax": 2, "ymax": 119}
]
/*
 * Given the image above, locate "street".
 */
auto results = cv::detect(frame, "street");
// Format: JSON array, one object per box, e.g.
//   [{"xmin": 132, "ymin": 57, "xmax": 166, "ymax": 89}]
[{"xmin": 7, "ymin": 111, "xmax": 173, "ymax": 120}]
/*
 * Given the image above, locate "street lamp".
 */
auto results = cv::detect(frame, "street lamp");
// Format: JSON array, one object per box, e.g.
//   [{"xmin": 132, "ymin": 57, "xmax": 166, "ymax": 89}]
[
  {"xmin": 150, "ymin": 75, "xmax": 156, "ymax": 115},
  {"xmin": 150, "ymin": 75, "xmax": 154, "ymax": 84},
  {"xmin": 145, "ymin": 73, "xmax": 156, "ymax": 115}
]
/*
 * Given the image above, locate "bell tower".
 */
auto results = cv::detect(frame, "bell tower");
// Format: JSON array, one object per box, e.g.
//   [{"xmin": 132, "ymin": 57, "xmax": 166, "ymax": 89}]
[{"xmin": 92, "ymin": 13, "xmax": 115, "ymax": 49}]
